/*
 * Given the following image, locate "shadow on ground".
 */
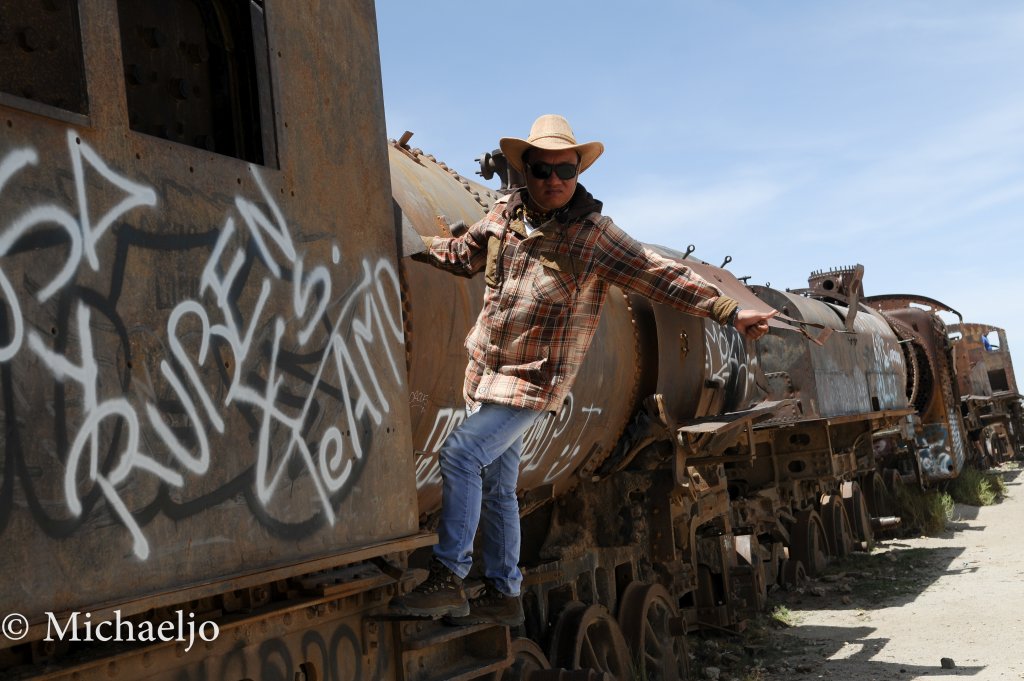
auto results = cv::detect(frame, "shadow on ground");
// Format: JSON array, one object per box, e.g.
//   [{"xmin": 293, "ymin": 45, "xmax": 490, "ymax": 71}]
[
  {"xmin": 692, "ymin": 463, "xmax": 1019, "ymax": 680},
  {"xmin": 774, "ymin": 543, "xmax": 968, "ymax": 613},
  {"xmin": 774, "ymin": 624, "xmax": 985, "ymax": 678}
]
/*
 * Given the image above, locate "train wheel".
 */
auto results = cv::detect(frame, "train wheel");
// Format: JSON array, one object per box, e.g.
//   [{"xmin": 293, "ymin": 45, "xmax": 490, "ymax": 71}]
[
  {"xmin": 500, "ymin": 638, "xmax": 552, "ymax": 681},
  {"xmin": 790, "ymin": 509, "xmax": 829, "ymax": 575},
  {"xmin": 765, "ymin": 541, "xmax": 785, "ymax": 588},
  {"xmin": 550, "ymin": 602, "xmax": 633, "ymax": 679},
  {"xmin": 841, "ymin": 481, "xmax": 875, "ymax": 551},
  {"xmin": 780, "ymin": 559, "xmax": 807, "ymax": 589},
  {"xmin": 617, "ymin": 582, "xmax": 690, "ymax": 681},
  {"xmin": 820, "ymin": 494, "xmax": 855, "ymax": 558},
  {"xmin": 861, "ymin": 470, "xmax": 895, "ymax": 518}
]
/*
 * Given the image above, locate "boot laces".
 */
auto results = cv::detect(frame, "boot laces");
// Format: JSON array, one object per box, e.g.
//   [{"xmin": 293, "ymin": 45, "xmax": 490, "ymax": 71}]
[
  {"xmin": 474, "ymin": 581, "xmax": 508, "ymax": 606},
  {"xmin": 417, "ymin": 560, "xmax": 454, "ymax": 594}
]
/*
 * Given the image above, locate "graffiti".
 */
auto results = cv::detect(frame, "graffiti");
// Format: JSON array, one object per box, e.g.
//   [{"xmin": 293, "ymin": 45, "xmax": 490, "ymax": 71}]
[
  {"xmin": 703, "ymin": 322, "xmax": 756, "ymax": 412},
  {"xmin": 0, "ymin": 132, "xmax": 404, "ymax": 558},
  {"xmin": 918, "ymin": 424, "xmax": 955, "ymax": 479},
  {"xmin": 943, "ymin": 399, "xmax": 967, "ymax": 474},
  {"xmin": 415, "ymin": 406, "xmax": 467, "ymax": 489},
  {"xmin": 423, "ymin": 406, "xmax": 468, "ymax": 454},
  {"xmin": 869, "ymin": 322, "xmax": 905, "ymax": 407},
  {"xmin": 522, "ymin": 394, "xmax": 604, "ymax": 484},
  {"xmin": 919, "ymin": 404, "xmax": 967, "ymax": 480},
  {"xmin": 414, "ymin": 393, "xmax": 605, "ymax": 494},
  {"xmin": 870, "ymin": 327, "xmax": 903, "ymax": 373},
  {"xmin": 408, "ymin": 390, "xmax": 429, "ymax": 415}
]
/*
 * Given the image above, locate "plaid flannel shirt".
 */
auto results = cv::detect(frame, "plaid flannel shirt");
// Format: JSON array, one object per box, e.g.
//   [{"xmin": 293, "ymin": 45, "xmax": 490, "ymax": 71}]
[{"xmin": 416, "ymin": 186, "xmax": 738, "ymax": 412}]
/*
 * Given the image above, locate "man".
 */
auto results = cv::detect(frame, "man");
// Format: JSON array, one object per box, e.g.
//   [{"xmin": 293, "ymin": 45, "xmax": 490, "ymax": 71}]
[{"xmin": 389, "ymin": 114, "xmax": 775, "ymax": 625}]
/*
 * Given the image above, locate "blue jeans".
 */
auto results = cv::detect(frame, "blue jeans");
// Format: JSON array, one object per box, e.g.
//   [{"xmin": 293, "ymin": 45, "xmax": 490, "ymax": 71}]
[{"xmin": 434, "ymin": 403, "xmax": 542, "ymax": 596}]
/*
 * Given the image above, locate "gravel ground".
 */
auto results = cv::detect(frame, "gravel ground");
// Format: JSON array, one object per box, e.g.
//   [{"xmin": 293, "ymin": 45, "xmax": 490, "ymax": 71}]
[{"xmin": 692, "ymin": 465, "xmax": 1024, "ymax": 681}]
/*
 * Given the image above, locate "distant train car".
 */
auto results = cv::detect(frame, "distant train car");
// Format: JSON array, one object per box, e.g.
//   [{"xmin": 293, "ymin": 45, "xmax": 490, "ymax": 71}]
[
  {"xmin": 947, "ymin": 323, "xmax": 1024, "ymax": 464},
  {"xmin": 864, "ymin": 294, "xmax": 972, "ymax": 482}
]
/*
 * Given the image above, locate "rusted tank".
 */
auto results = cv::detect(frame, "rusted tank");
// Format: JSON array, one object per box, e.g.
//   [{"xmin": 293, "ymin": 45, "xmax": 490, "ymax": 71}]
[{"xmin": 674, "ymin": 267, "xmax": 915, "ymax": 587}]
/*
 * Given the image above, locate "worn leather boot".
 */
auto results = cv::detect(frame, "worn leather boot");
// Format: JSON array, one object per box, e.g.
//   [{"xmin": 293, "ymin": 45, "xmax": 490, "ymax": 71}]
[
  {"xmin": 389, "ymin": 557, "xmax": 470, "ymax": 618},
  {"xmin": 447, "ymin": 579, "xmax": 524, "ymax": 626}
]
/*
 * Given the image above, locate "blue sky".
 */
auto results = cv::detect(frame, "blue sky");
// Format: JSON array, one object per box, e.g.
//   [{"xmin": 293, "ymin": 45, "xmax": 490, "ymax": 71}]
[{"xmin": 376, "ymin": 1, "xmax": 1024, "ymax": 355}]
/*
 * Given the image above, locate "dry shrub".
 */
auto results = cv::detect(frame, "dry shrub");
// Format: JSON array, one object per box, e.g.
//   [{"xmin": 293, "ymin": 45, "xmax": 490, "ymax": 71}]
[
  {"xmin": 986, "ymin": 471, "xmax": 1008, "ymax": 499},
  {"xmin": 892, "ymin": 483, "xmax": 953, "ymax": 535},
  {"xmin": 947, "ymin": 466, "xmax": 1002, "ymax": 506}
]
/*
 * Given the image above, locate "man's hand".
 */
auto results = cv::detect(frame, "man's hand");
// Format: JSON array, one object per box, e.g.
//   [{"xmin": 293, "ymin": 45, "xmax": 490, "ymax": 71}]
[{"xmin": 734, "ymin": 309, "xmax": 778, "ymax": 341}]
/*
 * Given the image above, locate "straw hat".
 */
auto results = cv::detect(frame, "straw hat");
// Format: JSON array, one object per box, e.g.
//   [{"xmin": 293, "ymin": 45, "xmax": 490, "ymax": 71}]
[{"xmin": 499, "ymin": 114, "xmax": 604, "ymax": 174}]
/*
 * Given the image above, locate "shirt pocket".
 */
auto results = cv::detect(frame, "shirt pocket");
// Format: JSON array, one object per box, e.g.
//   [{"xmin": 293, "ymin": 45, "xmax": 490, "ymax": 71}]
[
  {"xmin": 484, "ymin": 235, "xmax": 503, "ymax": 288},
  {"xmin": 531, "ymin": 251, "xmax": 577, "ymax": 304},
  {"xmin": 498, "ymin": 353, "xmax": 549, "ymax": 384}
]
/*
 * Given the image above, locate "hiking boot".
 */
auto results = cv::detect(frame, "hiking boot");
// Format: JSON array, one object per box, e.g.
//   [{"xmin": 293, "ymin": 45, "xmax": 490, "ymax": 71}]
[
  {"xmin": 446, "ymin": 579, "xmax": 524, "ymax": 626},
  {"xmin": 388, "ymin": 558, "xmax": 469, "ymax": 618}
]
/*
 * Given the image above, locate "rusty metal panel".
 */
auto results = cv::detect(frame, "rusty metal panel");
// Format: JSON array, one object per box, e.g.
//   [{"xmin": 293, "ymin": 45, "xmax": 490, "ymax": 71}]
[
  {"xmin": 753, "ymin": 288, "xmax": 908, "ymax": 419},
  {"xmin": 0, "ymin": 0, "xmax": 419, "ymax": 644},
  {"xmin": 949, "ymin": 322, "xmax": 1019, "ymax": 398},
  {"xmin": 391, "ymin": 144, "xmax": 647, "ymax": 515}
]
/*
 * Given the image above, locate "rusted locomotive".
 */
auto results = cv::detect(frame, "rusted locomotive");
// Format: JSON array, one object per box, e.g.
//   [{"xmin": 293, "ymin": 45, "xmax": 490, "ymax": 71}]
[
  {"xmin": 394, "ymin": 137, "xmax": 1022, "ymax": 678},
  {"xmin": 1, "ymin": 2, "xmax": 1020, "ymax": 681}
]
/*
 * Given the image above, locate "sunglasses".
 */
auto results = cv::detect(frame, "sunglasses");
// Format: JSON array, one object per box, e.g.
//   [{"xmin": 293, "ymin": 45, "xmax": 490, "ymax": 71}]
[{"xmin": 525, "ymin": 161, "xmax": 579, "ymax": 181}]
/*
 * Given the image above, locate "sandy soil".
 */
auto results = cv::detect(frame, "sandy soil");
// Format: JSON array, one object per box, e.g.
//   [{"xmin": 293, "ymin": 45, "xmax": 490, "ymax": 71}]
[{"xmin": 753, "ymin": 466, "xmax": 1024, "ymax": 681}]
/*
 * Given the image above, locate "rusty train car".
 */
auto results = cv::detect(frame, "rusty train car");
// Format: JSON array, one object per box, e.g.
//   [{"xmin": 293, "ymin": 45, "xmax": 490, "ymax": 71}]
[
  {"xmin": 947, "ymin": 322, "xmax": 1024, "ymax": 466},
  {"xmin": 1, "ymin": 1, "xmax": 1021, "ymax": 680}
]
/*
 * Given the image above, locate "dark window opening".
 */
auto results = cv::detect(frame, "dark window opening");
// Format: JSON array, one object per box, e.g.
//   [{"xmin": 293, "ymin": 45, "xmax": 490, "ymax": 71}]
[
  {"xmin": 117, "ymin": 0, "xmax": 274, "ymax": 164},
  {"xmin": 0, "ymin": 0, "xmax": 88, "ymax": 113},
  {"xmin": 989, "ymin": 369, "xmax": 1009, "ymax": 393}
]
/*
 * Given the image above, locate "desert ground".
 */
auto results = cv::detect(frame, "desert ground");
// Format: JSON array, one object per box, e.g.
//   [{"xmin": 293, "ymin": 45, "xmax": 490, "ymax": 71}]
[{"xmin": 694, "ymin": 465, "xmax": 1024, "ymax": 681}]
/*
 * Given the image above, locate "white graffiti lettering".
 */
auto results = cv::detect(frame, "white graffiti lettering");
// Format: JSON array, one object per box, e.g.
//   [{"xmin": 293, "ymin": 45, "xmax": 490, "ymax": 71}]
[
  {"xmin": 703, "ymin": 323, "xmax": 757, "ymax": 410},
  {"xmin": 414, "ymin": 393, "xmax": 604, "ymax": 493},
  {"xmin": 0, "ymin": 135, "xmax": 404, "ymax": 558}
]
